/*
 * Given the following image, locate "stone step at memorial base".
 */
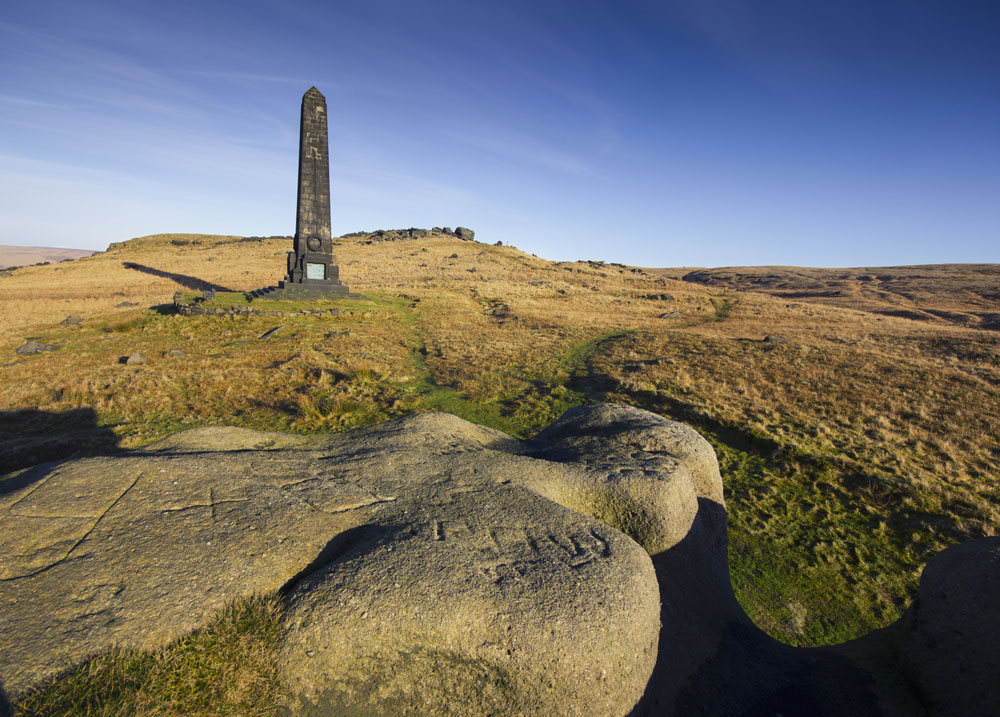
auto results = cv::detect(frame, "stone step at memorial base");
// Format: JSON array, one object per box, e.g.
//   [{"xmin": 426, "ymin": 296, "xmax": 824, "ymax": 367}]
[{"xmin": 248, "ymin": 281, "xmax": 354, "ymax": 301}]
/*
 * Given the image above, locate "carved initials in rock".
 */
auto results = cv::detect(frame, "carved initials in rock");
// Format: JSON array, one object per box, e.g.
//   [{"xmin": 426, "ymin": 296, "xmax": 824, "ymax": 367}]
[
  {"xmin": 420, "ymin": 519, "xmax": 613, "ymax": 583},
  {"xmin": 529, "ymin": 528, "xmax": 612, "ymax": 569}
]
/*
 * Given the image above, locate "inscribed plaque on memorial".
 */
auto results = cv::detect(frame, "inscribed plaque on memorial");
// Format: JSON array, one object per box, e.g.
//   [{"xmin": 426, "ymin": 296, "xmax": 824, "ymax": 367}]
[{"xmin": 306, "ymin": 263, "xmax": 326, "ymax": 280}]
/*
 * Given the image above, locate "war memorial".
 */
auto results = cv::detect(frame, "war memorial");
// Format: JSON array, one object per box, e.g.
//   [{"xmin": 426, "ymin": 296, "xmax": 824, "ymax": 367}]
[{"xmin": 250, "ymin": 86, "xmax": 350, "ymax": 300}]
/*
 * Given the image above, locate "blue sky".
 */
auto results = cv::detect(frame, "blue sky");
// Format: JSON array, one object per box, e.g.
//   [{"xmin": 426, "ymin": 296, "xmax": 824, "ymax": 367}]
[{"xmin": 1, "ymin": 0, "xmax": 997, "ymax": 267}]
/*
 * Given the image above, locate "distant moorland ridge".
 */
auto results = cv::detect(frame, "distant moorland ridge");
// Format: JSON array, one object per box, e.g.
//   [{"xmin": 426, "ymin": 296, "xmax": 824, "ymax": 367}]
[
  {"xmin": 0, "ymin": 244, "xmax": 98, "ymax": 270},
  {"xmin": 648, "ymin": 263, "xmax": 1000, "ymax": 331}
]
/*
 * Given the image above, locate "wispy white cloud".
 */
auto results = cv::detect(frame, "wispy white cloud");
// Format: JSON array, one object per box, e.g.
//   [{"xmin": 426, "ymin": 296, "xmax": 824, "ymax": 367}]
[
  {"xmin": 439, "ymin": 9, "xmax": 625, "ymax": 160},
  {"xmin": 0, "ymin": 21, "xmax": 259, "ymax": 124},
  {"xmin": 0, "ymin": 101, "xmax": 290, "ymax": 184},
  {"xmin": 0, "ymin": 93, "xmax": 69, "ymax": 109},
  {"xmin": 0, "ymin": 17, "xmax": 305, "ymax": 189},
  {"xmin": 0, "ymin": 153, "xmax": 159, "ymax": 190},
  {"xmin": 447, "ymin": 125, "xmax": 601, "ymax": 178},
  {"xmin": 187, "ymin": 70, "xmax": 308, "ymax": 86},
  {"xmin": 0, "ymin": 154, "xmax": 167, "ymax": 249},
  {"xmin": 0, "ymin": 151, "xmax": 292, "ymax": 249},
  {"xmin": 336, "ymin": 164, "xmax": 482, "ymax": 209},
  {"xmin": 0, "ymin": 22, "xmax": 186, "ymax": 97}
]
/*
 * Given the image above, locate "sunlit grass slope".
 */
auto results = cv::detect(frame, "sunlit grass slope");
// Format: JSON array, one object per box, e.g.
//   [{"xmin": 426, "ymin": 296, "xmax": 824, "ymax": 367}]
[{"xmin": 2, "ymin": 231, "xmax": 998, "ymax": 712}]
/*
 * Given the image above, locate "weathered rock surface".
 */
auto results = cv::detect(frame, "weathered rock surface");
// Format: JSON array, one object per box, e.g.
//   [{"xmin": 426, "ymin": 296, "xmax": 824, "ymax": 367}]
[
  {"xmin": 14, "ymin": 341, "xmax": 56, "ymax": 355},
  {"xmin": 898, "ymin": 537, "xmax": 1000, "ymax": 717},
  {"xmin": 1, "ymin": 407, "xmax": 686, "ymax": 714},
  {"xmin": 279, "ymin": 412, "xmax": 662, "ymax": 716},
  {"xmin": 1, "ymin": 427, "xmax": 325, "ymax": 699},
  {"xmin": 1, "ymin": 404, "xmax": 997, "ymax": 715}
]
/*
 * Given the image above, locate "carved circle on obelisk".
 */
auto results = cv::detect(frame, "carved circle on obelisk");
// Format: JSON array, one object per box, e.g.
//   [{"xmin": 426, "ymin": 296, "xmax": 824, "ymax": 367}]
[{"xmin": 306, "ymin": 236, "xmax": 322, "ymax": 252}]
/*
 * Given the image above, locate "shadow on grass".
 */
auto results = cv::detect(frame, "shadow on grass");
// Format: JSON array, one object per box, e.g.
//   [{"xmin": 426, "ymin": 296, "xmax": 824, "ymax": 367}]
[
  {"xmin": 122, "ymin": 262, "xmax": 234, "ymax": 293},
  {"xmin": 0, "ymin": 407, "xmax": 120, "ymax": 479},
  {"xmin": 626, "ymin": 498, "xmax": 882, "ymax": 716},
  {"xmin": 150, "ymin": 303, "xmax": 179, "ymax": 315}
]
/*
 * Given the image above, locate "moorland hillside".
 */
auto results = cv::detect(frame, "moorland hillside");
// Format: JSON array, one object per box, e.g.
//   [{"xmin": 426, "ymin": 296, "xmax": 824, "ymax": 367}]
[
  {"xmin": 1, "ymin": 230, "xmax": 997, "ymax": 656},
  {"xmin": 654, "ymin": 263, "xmax": 1000, "ymax": 330}
]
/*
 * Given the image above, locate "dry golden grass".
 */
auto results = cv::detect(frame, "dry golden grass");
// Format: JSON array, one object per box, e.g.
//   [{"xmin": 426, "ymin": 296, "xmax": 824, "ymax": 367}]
[
  {"xmin": 587, "ymin": 288, "xmax": 999, "ymax": 640},
  {"xmin": 2, "ymin": 231, "xmax": 998, "ymax": 656}
]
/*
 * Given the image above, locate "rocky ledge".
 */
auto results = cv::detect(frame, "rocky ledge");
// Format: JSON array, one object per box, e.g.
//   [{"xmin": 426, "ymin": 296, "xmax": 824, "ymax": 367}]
[{"xmin": 0, "ymin": 405, "xmax": 996, "ymax": 715}]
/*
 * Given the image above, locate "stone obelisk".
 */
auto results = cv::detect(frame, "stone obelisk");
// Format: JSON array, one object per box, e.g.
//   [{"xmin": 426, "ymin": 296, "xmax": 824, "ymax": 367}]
[{"xmin": 283, "ymin": 86, "xmax": 348, "ymax": 295}]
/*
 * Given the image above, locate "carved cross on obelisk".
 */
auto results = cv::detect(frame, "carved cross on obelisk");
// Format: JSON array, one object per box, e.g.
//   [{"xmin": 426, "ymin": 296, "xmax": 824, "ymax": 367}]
[{"xmin": 284, "ymin": 86, "xmax": 348, "ymax": 294}]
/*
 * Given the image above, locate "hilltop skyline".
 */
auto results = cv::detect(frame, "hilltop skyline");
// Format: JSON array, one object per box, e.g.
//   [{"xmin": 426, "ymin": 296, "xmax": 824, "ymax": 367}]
[{"xmin": 1, "ymin": 0, "xmax": 998, "ymax": 267}]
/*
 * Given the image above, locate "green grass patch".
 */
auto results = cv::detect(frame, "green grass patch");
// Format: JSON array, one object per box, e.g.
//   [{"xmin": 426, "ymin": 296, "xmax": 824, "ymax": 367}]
[
  {"xmin": 709, "ymin": 296, "xmax": 735, "ymax": 322},
  {"xmin": 713, "ymin": 439, "xmax": 911, "ymax": 645},
  {"xmin": 204, "ymin": 291, "xmax": 251, "ymax": 307},
  {"xmin": 381, "ymin": 302, "xmax": 626, "ymax": 438},
  {"xmin": 175, "ymin": 291, "xmax": 203, "ymax": 304},
  {"xmin": 561, "ymin": 329, "xmax": 634, "ymax": 373},
  {"xmin": 13, "ymin": 594, "xmax": 284, "ymax": 717},
  {"xmin": 592, "ymin": 369, "xmax": 920, "ymax": 645},
  {"xmin": 245, "ymin": 297, "xmax": 372, "ymax": 313}
]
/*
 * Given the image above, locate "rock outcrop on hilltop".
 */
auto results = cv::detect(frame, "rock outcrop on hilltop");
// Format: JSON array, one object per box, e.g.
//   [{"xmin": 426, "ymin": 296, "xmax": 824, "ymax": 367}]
[
  {"xmin": 0, "ymin": 405, "xmax": 996, "ymax": 715},
  {"xmin": 337, "ymin": 226, "xmax": 476, "ymax": 244}
]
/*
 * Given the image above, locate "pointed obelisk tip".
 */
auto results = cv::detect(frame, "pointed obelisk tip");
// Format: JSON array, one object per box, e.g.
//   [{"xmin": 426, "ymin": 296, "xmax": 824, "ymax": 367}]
[{"xmin": 304, "ymin": 86, "xmax": 324, "ymax": 100}]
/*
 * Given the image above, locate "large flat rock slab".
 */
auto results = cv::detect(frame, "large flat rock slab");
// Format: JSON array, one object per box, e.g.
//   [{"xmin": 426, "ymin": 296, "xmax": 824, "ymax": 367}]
[
  {"xmin": 1, "ymin": 408, "xmax": 715, "ymax": 714},
  {"xmin": 0, "ymin": 428, "xmax": 366, "ymax": 696}
]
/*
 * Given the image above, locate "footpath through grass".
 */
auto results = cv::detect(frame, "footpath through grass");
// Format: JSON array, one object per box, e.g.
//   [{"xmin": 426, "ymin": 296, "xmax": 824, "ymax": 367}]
[{"xmin": 403, "ymin": 296, "xmax": 630, "ymax": 436}]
